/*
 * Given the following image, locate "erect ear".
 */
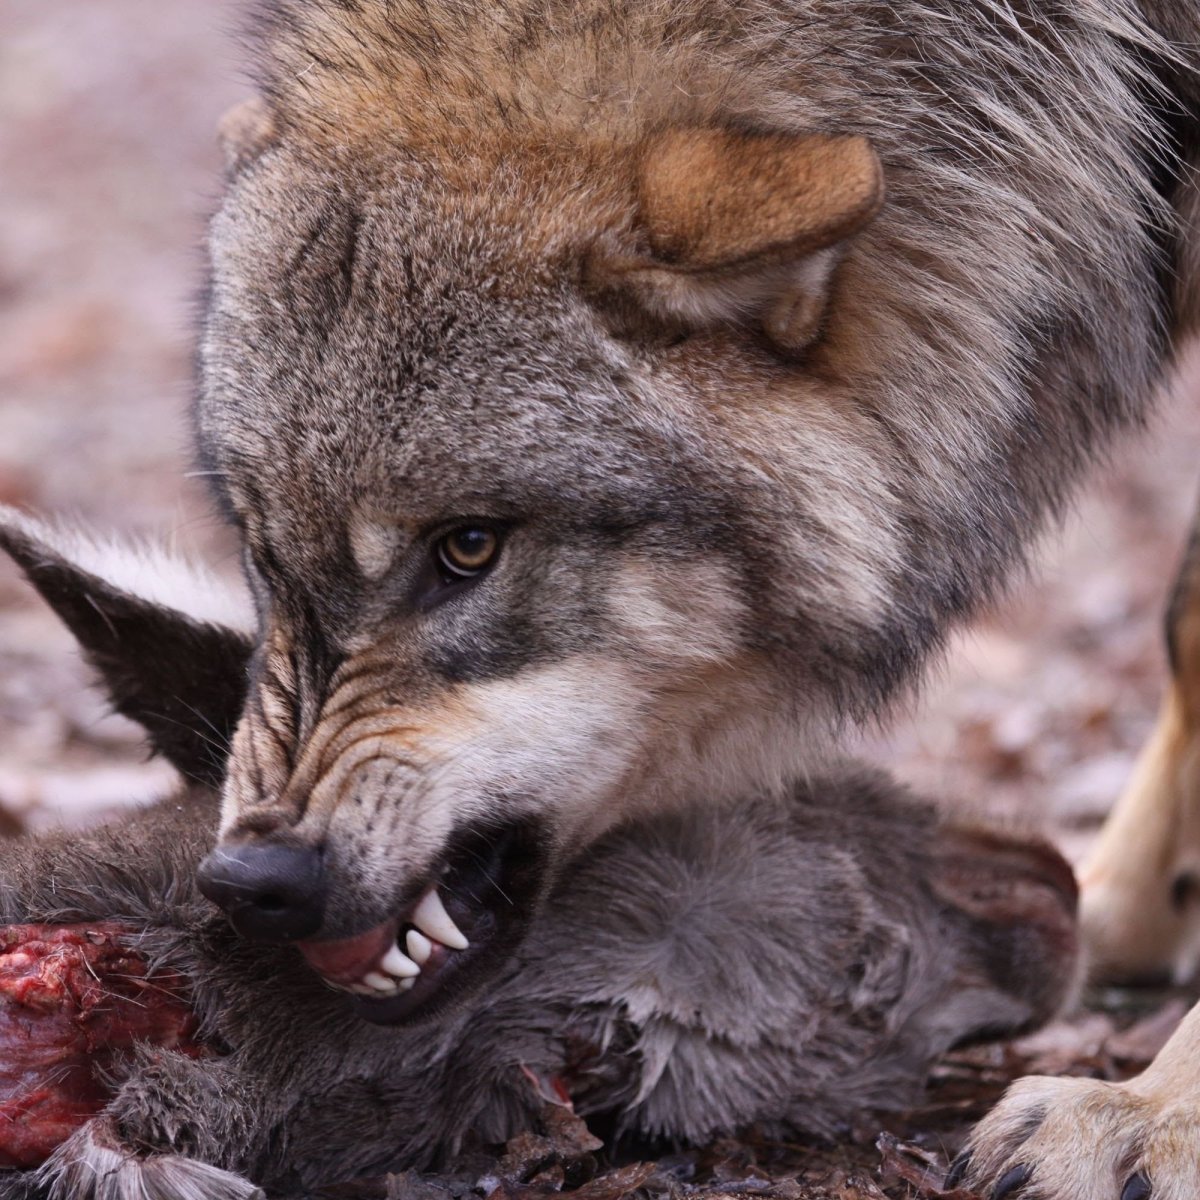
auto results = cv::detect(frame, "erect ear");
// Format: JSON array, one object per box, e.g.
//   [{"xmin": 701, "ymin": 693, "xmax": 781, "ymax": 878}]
[
  {"xmin": 0, "ymin": 507, "xmax": 255, "ymax": 788},
  {"xmin": 217, "ymin": 95, "xmax": 278, "ymax": 173},
  {"xmin": 594, "ymin": 129, "xmax": 883, "ymax": 355}
]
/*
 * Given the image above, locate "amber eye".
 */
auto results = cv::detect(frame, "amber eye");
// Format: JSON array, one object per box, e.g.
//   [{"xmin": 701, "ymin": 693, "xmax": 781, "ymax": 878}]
[{"xmin": 436, "ymin": 527, "xmax": 499, "ymax": 579}]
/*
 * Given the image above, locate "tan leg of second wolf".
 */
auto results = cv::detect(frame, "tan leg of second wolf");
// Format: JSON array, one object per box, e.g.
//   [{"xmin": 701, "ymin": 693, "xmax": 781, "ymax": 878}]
[
  {"xmin": 959, "ymin": 1002, "xmax": 1200, "ymax": 1198},
  {"xmin": 959, "ymin": 510, "xmax": 1200, "ymax": 1197},
  {"xmin": 1078, "ymin": 510, "xmax": 1200, "ymax": 983}
]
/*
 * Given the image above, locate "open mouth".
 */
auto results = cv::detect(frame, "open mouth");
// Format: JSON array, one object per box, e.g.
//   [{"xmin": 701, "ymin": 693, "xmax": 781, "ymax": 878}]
[{"xmin": 295, "ymin": 818, "xmax": 545, "ymax": 1023}]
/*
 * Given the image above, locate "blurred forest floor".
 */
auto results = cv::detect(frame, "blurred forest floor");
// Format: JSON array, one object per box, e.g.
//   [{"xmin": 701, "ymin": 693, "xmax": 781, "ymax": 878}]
[{"xmin": 1, "ymin": 3, "xmax": 1199, "ymax": 1197}]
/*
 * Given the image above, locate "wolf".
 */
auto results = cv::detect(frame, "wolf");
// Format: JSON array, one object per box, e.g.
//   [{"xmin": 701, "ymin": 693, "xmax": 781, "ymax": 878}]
[
  {"xmin": 952, "ymin": 496, "xmax": 1200, "ymax": 1200},
  {"xmin": 11, "ymin": 0, "xmax": 1200, "ymax": 1193},
  {"xmin": 0, "ymin": 514, "xmax": 1079, "ymax": 1199},
  {"xmin": 192, "ymin": 0, "xmax": 1200, "ymax": 1004}
]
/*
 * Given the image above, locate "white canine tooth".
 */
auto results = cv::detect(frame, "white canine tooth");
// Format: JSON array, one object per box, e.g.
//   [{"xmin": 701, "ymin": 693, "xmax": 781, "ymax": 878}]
[
  {"xmin": 363, "ymin": 971, "xmax": 399, "ymax": 994},
  {"xmin": 399, "ymin": 976, "xmax": 416, "ymax": 991},
  {"xmin": 405, "ymin": 929, "xmax": 433, "ymax": 965},
  {"xmin": 412, "ymin": 887, "xmax": 469, "ymax": 950},
  {"xmin": 380, "ymin": 945, "xmax": 421, "ymax": 979}
]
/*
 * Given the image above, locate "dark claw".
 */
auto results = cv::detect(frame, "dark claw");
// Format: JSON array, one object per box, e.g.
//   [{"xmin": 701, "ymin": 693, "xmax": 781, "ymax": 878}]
[
  {"xmin": 993, "ymin": 1164, "xmax": 1033, "ymax": 1199},
  {"xmin": 944, "ymin": 1151, "xmax": 972, "ymax": 1189},
  {"xmin": 1121, "ymin": 1173, "xmax": 1151, "ymax": 1200}
]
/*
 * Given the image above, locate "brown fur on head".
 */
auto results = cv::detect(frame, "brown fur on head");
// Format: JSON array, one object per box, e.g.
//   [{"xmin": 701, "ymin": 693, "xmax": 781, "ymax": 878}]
[
  {"xmin": 189, "ymin": 0, "xmax": 1194, "ymax": 1014},
  {"xmin": 601, "ymin": 129, "xmax": 884, "ymax": 354}
]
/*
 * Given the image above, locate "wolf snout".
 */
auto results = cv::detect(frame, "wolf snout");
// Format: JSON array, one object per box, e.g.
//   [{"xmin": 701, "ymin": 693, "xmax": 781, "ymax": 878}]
[{"xmin": 196, "ymin": 842, "xmax": 325, "ymax": 942}]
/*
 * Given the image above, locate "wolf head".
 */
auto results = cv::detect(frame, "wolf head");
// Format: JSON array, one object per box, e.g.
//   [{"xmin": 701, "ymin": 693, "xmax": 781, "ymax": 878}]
[
  {"xmin": 118, "ymin": 2, "xmax": 1173, "ymax": 1017},
  {"xmin": 196, "ymin": 136, "xmax": 878, "ymax": 1013},
  {"xmin": 192, "ymin": 18, "xmax": 900, "ymax": 1020}
]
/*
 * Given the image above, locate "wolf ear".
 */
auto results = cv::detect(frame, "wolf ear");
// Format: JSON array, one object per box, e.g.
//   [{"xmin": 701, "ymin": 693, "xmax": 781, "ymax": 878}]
[
  {"xmin": 594, "ymin": 130, "xmax": 883, "ymax": 355},
  {"xmin": 217, "ymin": 95, "xmax": 277, "ymax": 173},
  {"xmin": 0, "ymin": 508, "xmax": 254, "ymax": 788}
]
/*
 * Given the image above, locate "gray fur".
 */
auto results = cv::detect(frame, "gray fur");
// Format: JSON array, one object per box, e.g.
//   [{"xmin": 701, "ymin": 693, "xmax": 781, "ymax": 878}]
[{"xmin": 35, "ymin": 1122, "xmax": 264, "ymax": 1200}]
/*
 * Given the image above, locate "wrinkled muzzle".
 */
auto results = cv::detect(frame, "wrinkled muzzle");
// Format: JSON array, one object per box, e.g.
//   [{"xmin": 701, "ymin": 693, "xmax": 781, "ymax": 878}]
[
  {"xmin": 196, "ymin": 654, "xmax": 643, "ymax": 1023},
  {"xmin": 198, "ymin": 773, "xmax": 550, "ymax": 1021}
]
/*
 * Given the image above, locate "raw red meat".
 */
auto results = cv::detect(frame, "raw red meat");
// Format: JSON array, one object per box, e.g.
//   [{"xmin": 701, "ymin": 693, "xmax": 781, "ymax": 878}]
[{"xmin": 0, "ymin": 923, "xmax": 201, "ymax": 1168}]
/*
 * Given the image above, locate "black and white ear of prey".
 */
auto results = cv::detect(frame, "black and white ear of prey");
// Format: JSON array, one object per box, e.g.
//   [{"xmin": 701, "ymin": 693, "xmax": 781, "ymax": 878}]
[{"xmin": 0, "ymin": 506, "xmax": 254, "ymax": 787}]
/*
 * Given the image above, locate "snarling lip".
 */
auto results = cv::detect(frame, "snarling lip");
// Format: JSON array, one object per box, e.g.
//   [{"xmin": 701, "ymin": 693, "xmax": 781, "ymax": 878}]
[{"xmin": 296, "ymin": 818, "xmax": 545, "ymax": 1023}]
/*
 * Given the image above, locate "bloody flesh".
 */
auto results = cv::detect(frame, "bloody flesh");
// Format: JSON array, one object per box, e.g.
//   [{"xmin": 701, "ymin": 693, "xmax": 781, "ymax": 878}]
[{"xmin": 0, "ymin": 923, "xmax": 201, "ymax": 1168}]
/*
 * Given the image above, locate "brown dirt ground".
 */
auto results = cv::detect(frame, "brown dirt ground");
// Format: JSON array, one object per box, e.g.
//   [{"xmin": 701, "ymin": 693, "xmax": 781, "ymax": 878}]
[{"xmin": 1, "ymin": 4, "xmax": 1199, "ymax": 1197}]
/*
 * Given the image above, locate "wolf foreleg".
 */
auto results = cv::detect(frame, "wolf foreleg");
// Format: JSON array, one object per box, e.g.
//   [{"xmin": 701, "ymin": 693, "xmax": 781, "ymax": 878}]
[
  {"xmin": 1080, "ymin": 500, "xmax": 1200, "ymax": 982},
  {"xmin": 957, "ymin": 998, "xmax": 1200, "ymax": 1200}
]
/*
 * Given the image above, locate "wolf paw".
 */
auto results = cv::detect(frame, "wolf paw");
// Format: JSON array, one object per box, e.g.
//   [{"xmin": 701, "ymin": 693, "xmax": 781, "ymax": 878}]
[
  {"xmin": 35, "ymin": 1118, "xmax": 263, "ymax": 1200},
  {"xmin": 952, "ymin": 1073, "xmax": 1200, "ymax": 1199}
]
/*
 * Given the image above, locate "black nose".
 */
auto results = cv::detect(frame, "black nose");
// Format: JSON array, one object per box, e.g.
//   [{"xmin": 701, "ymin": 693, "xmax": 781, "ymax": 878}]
[{"xmin": 196, "ymin": 842, "xmax": 325, "ymax": 942}]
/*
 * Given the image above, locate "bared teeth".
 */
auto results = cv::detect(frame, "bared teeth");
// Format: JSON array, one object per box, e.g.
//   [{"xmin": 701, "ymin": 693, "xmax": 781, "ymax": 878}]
[
  {"xmin": 412, "ymin": 888, "xmax": 469, "ymax": 950},
  {"xmin": 405, "ymin": 929, "xmax": 433, "ymax": 965},
  {"xmin": 324, "ymin": 885, "xmax": 468, "ymax": 1002},
  {"xmin": 363, "ymin": 971, "xmax": 399, "ymax": 994},
  {"xmin": 380, "ymin": 945, "xmax": 421, "ymax": 978}
]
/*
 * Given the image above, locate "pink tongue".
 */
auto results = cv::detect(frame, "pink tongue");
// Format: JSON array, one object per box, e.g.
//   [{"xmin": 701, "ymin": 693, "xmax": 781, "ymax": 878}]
[{"xmin": 297, "ymin": 919, "xmax": 398, "ymax": 985}]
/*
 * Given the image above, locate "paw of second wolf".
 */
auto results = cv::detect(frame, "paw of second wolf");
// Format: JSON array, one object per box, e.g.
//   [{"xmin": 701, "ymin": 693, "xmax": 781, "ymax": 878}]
[
  {"xmin": 30, "ymin": 1118, "xmax": 262, "ymax": 1200},
  {"xmin": 955, "ymin": 1072, "xmax": 1200, "ymax": 1199}
]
